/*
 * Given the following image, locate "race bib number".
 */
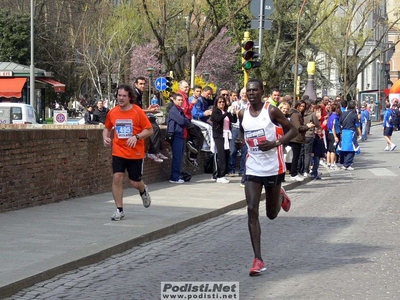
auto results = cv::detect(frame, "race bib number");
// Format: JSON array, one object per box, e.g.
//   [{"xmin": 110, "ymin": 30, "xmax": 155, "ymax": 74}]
[
  {"xmin": 115, "ymin": 119, "xmax": 133, "ymax": 139},
  {"xmin": 245, "ymin": 129, "xmax": 267, "ymax": 153}
]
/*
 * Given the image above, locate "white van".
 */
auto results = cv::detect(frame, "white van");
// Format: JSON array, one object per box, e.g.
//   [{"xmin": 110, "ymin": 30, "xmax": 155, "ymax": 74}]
[{"xmin": 0, "ymin": 103, "xmax": 37, "ymax": 124}]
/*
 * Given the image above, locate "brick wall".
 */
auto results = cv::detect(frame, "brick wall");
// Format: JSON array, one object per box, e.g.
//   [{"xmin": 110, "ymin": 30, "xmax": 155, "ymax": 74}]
[{"xmin": 0, "ymin": 125, "xmax": 209, "ymax": 213}]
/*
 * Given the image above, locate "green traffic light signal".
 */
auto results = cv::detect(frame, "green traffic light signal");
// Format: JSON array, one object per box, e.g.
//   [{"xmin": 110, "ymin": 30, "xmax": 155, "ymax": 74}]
[{"xmin": 241, "ymin": 40, "xmax": 260, "ymax": 70}]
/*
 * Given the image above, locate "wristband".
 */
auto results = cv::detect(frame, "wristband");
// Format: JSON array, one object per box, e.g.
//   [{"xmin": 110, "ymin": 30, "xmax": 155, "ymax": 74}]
[{"xmin": 135, "ymin": 134, "xmax": 140, "ymax": 140}]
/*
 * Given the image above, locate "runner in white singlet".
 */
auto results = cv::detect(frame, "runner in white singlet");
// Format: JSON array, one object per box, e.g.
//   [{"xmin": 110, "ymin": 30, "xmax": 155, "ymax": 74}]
[{"xmin": 237, "ymin": 79, "xmax": 298, "ymax": 276}]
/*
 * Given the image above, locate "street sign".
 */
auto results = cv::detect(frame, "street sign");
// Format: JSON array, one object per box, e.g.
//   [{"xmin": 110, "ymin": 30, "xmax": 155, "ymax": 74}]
[
  {"xmin": 155, "ymin": 77, "xmax": 167, "ymax": 91},
  {"xmin": 54, "ymin": 110, "xmax": 68, "ymax": 125},
  {"xmin": 251, "ymin": 19, "xmax": 272, "ymax": 30},
  {"xmin": 291, "ymin": 64, "xmax": 303, "ymax": 75},
  {"xmin": 250, "ymin": 0, "xmax": 274, "ymax": 18}
]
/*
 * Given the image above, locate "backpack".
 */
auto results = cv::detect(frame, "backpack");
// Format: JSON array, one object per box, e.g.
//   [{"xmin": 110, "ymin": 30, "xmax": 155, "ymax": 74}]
[{"xmin": 389, "ymin": 109, "xmax": 400, "ymax": 126}]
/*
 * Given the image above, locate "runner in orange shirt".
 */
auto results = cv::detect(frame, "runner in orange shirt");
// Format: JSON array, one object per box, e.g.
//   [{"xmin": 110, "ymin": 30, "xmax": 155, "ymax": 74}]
[{"xmin": 103, "ymin": 84, "xmax": 154, "ymax": 221}]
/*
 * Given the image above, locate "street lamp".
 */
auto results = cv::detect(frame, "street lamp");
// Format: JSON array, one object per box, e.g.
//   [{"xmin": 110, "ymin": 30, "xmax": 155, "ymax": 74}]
[
  {"xmin": 30, "ymin": 0, "xmax": 35, "ymax": 109},
  {"xmin": 146, "ymin": 67, "xmax": 154, "ymax": 107}
]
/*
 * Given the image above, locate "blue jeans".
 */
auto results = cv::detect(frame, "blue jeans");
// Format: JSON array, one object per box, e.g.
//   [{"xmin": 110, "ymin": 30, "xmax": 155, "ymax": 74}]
[
  {"xmin": 228, "ymin": 126, "xmax": 240, "ymax": 174},
  {"xmin": 170, "ymin": 137, "xmax": 185, "ymax": 181},
  {"xmin": 361, "ymin": 122, "xmax": 368, "ymax": 140},
  {"xmin": 311, "ymin": 156, "xmax": 320, "ymax": 177}
]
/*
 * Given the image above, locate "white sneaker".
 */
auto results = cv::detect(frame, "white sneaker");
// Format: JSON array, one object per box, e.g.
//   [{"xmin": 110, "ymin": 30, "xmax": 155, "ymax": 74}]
[
  {"xmin": 147, "ymin": 153, "xmax": 163, "ymax": 163},
  {"xmin": 384, "ymin": 145, "xmax": 390, "ymax": 151},
  {"xmin": 216, "ymin": 177, "xmax": 230, "ymax": 183},
  {"xmin": 111, "ymin": 209, "xmax": 125, "ymax": 221},
  {"xmin": 390, "ymin": 144, "xmax": 397, "ymax": 151},
  {"xmin": 141, "ymin": 185, "xmax": 151, "ymax": 208},
  {"xmin": 346, "ymin": 166, "xmax": 355, "ymax": 171},
  {"xmin": 303, "ymin": 172, "xmax": 309, "ymax": 177},
  {"xmin": 157, "ymin": 153, "xmax": 168, "ymax": 160},
  {"xmin": 169, "ymin": 179, "xmax": 184, "ymax": 184},
  {"xmin": 290, "ymin": 175, "xmax": 304, "ymax": 182}
]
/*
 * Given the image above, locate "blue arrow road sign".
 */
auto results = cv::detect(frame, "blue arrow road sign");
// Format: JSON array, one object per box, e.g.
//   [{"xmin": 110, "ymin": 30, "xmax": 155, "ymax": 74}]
[{"xmin": 155, "ymin": 77, "xmax": 167, "ymax": 91}]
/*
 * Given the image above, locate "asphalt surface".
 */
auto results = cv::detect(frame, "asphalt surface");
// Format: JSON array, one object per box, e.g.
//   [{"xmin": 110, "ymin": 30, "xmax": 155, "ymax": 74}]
[{"xmin": 2, "ymin": 122, "xmax": 400, "ymax": 299}]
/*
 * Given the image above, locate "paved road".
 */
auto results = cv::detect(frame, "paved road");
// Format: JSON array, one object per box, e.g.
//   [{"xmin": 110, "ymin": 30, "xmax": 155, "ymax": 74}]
[{"xmin": 5, "ymin": 125, "xmax": 400, "ymax": 299}]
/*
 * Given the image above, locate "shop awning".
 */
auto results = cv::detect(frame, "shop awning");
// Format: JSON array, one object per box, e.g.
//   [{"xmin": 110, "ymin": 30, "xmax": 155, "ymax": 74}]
[
  {"xmin": 0, "ymin": 78, "xmax": 27, "ymax": 98},
  {"xmin": 37, "ymin": 78, "xmax": 66, "ymax": 93}
]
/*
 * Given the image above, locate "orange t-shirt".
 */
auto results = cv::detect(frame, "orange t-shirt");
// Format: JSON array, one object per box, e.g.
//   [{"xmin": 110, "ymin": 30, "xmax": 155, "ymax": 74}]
[{"xmin": 105, "ymin": 104, "xmax": 152, "ymax": 159}]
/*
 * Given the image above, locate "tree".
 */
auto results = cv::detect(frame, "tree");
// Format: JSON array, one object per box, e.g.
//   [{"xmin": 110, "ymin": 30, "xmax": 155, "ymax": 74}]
[
  {"xmin": 257, "ymin": 0, "xmax": 339, "ymax": 93},
  {"xmin": 140, "ymin": 0, "xmax": 251, "ymax": 80},
  {"xmin": 73, "ymin": 1, "xmax": 140, "ymax": 101},
  {"xmin": 313, "ymin": 0, "xmax": 400, "ymax": 99},
  {"xmin": 0, "ymin": 10, "xmax": 30, "ymax": 64}
]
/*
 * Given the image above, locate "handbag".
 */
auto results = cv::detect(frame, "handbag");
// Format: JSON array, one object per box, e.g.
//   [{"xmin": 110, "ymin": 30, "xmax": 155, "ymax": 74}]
[{"xmin": 284, "ymin": 145, "xmax": 293, "ymax": 163}]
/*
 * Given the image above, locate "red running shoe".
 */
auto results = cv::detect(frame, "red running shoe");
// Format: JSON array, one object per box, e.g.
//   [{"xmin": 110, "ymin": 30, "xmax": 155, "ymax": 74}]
[
  {"xmin": 249, "ymin": 258, "xmax": 266, "ymax": 276},
  {"xmin": 280, "ymin": 187, "xmax": 291, "ymax": 212}
]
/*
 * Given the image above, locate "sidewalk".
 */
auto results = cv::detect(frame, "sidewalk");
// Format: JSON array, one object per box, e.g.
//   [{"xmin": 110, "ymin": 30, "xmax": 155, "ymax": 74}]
[{"xmin": 0, "ymin": 173, "xmax": 306, "ymax": 299}]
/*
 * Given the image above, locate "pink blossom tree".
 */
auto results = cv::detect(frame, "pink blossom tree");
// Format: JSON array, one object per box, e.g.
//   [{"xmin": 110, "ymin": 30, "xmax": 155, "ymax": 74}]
[
  {"xmin": 196, "ymin": 28, "xmax": 239, "ymax": 90},
  {"xmin": 130, "ymin": 43, "xmax": 162, "ymax": 84}
]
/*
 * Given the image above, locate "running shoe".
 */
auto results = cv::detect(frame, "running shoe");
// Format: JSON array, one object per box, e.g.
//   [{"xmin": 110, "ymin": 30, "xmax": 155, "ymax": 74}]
[
  {"xmin": 187, "ymin": 157, "xmax": 199, "ymax": 167},
  {"xmin": 249, "ymin": 258, "xmax": 266, "ymax": 276},
  {"xmin": 216, "ymin": 177, "xmax": 230, "ymax": 184},
  {"xmin": 169, "ymin": 179, "xmax": 185, "ymax": 184},
  {"xmin": 186, "ymin": 141, "xmax": 198, "ymax": 154},
  {"xmin": 157, "ymin": 153, "xmax": 169, "ymax": 160},
  {"xmin": 141, "ymin": 185, "xmax": 151, "ymax": 208},
  {"xmin": 111, "ymin": 209, "xmax": 125, "ymax": 221},
  {"xmin": 280, "ymin": 187, "xmax": 291, "ymax": 212},
  {"xmin": 290, "ymin": 175, "xmax": 304, "ymax": 182},
  {"xmin": 390, "ymin": 144, "xmax": 397, "ymax": 151},
  {"xmin": 147, "ymin": 153, "xmax": 163, "ymax": 163}
]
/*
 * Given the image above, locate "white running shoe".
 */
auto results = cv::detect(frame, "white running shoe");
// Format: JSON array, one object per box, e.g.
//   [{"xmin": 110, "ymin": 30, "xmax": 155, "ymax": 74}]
[
  {"xmin": 290, "ymin": 175, "xmax": 304, "ymax": 182},
  {"xmin": 141, "ymin": 185, "xmax": 151, "ymax": 208},
  {"xmin": 384, "ymin": 145, "xmax": 390, "ymax": 151},
  {"xmin": 169, "ymin": 179, "xmax": 184, "ymax": 184},
  {"xmin": 111, "ymin": 209, "xmax": 125, "ymax": 221},
  {"xmin": 157, "ymin": 153, "xmax": 168, "ymax": 160},
  {"xmin": 303, "ymin": 172, "xmax": 309, "ymax": 177},
  {"xmin": 390, "ymin": 144, "xmax": 397, "ymax": 151},
  {"xmin": 147, "ymin": 153, "xmax": 163, "ymax": 163},
  {"xmin": 216, "ymin": 177, "xmax": 230, "ymax": 183}
]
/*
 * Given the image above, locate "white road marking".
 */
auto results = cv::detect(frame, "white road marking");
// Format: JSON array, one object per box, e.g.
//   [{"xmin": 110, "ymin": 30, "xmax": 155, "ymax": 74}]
[{"xmin": 369, "ymin": 168, "xmax": 397, "ymax": 177}]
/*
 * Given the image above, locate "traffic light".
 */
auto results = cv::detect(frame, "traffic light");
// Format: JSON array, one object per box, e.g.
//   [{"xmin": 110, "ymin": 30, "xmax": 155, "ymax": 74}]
[
  {"xmin": 165, "ymin": 76, "xmax": 172, "ymax": 92},
  {"xmin": 241, "ymin": 40, "xmax": 260, "ymax": 70}
]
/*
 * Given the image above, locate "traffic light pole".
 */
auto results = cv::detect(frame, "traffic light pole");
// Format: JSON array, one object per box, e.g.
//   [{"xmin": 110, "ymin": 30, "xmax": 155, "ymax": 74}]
[{"xmin": 242, "ymin": 31, "xmax": 250, "ymax": 87}]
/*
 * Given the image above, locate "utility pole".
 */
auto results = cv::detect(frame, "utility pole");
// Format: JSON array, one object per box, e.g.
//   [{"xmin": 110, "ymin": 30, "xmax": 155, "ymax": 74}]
[{"xmin": 293, "ymin": 0, "xmax": 307, "ymax": 103}]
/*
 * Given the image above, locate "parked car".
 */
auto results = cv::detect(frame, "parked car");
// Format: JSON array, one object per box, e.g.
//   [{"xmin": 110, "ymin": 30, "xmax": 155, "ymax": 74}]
[{"xmin": 0, "ymin": 103, "xmax": 37, "ymax": 124}]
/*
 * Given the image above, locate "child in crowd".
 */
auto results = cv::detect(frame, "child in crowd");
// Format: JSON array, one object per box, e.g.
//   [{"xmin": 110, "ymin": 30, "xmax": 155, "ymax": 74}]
[{"xmin": 311, "ymin": 128, "xmax": 326, "ymax": 180}]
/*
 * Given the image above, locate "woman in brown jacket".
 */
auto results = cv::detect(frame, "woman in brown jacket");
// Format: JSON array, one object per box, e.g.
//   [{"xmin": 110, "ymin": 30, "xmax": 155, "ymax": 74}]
[{"xmin": 289, "ymin": 100, "xmax": 315, "ymax": 181}]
